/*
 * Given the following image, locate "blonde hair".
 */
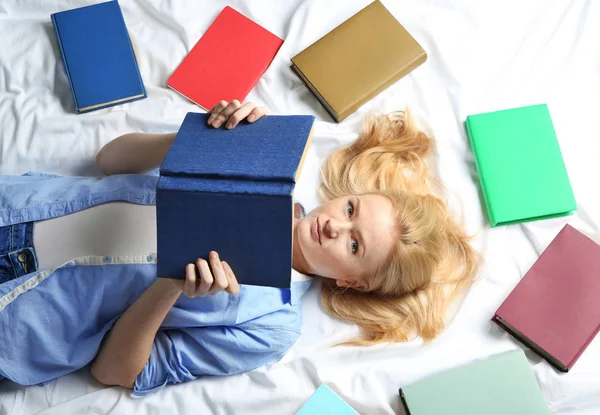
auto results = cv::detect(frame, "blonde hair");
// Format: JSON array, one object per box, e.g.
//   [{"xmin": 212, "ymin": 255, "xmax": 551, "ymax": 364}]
[{"xmin": 319, "ymin": 111, "xmax": 480, "ymax": 345}]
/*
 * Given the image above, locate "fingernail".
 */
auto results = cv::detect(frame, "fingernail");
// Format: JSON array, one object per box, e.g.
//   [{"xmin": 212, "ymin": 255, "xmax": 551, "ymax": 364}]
[
  {"xmin": 207, "ymin": 116, "xmax": 214, "ymax": 125},
  {"xmin": 210, "ymin": 251, "xmax": 218, "ymax": 259},
  {"xmin": 213, "ymin": 120, "xmax": 222, "ymax": 128},
  {"xmin": 226, "ymin": 122, "xmax": 233, "ymax": 129},
  {"xmin": 247, "ymin": 115, "xmax": 255, "ymax": 122}
]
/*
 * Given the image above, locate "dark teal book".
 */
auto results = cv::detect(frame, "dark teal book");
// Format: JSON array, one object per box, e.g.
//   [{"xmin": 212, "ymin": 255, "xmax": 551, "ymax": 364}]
[
  {"xmin": 296, "ymin": 384, "xmax": 359, "ymax": 414},
  {"xmin": 156, "ymin": 113, "xmax": 314, "ymax": 288},
  {"xmin": 51, "ymin": 0, "xmax": 146, "ymax": 113},
  {"xmin": 465, "ymin": 104, "xmax": 576, "ymax": 226}
]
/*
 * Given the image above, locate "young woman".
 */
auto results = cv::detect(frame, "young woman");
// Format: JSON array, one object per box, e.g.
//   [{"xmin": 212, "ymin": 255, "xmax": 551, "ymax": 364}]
[{"xmin": 0, "ymin": 100, "xmax": 478, "ymax": 396}]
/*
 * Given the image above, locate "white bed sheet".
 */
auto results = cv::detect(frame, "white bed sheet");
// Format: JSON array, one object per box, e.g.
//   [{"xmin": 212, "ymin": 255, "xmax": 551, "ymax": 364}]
[{"xmin": 1, "ymin": 0, "xmax": 599, "ymax": 414}]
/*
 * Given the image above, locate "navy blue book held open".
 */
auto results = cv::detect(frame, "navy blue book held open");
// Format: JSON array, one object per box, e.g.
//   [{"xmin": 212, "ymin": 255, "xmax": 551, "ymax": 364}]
[
  {"xmin": 157, "ymin": 113, "xmax": 315, "ymax": 288},
  {"xmin": 51, "ymin": 0, "xmax": 146, "ymax": 113}
]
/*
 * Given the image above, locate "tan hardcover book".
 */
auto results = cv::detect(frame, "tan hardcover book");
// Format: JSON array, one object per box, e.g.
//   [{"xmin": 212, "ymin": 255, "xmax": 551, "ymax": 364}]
[{"xmin": 291, "ymin": 0, "xmax": 427, "ymax": 122}]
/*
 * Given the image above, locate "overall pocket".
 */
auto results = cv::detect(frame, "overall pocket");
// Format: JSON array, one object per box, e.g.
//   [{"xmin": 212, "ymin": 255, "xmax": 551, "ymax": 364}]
[{"xmin": 0, "ymin": 223, "xmax": 38, "ymax": 284}]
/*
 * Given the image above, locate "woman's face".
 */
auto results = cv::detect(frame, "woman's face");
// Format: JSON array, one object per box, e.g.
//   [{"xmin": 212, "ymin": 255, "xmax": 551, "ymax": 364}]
[{"xmin": 294, "ymin": 194, "xmax": 397, "ymax": 289}]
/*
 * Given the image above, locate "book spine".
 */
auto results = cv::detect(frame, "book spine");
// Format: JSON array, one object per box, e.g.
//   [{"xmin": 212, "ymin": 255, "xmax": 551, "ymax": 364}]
[
  {"xmin": 398, "ymin": 389, "xmax": 413, "ymax": 415},
  {"xmin": 338, "ymin": 51, "xmax": 427, "ymax": 122},
  {"xmin": 492, "ymin": 315, "xmax": 568, "ymax": 372},
  {"xmin": 78, "ymin": 94, "xmax": 147, "ymax": 113},
  {"xmin": 166, "ymin": 84, "xmax": 209, "ymax": 111},
  {"xmin": 161, "ymin": 170, "xmax": 297, "ymax": 184},
  {"xmin": 51, "ymin": 13, "xmax": 80, "ymax": 113},
  {"xmin": 290, "ymin": 64, "xmax": 339, "ymax": 122},
  {"xmin": 465, "ymin": 117, "xmax": 497, "ymax": 226}
]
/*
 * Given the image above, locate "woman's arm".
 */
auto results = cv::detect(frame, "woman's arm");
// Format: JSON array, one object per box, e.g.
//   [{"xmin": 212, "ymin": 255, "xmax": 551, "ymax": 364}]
[
  {"xmin": 95, "ymin": 100, "xmax": 268, "ymax": 176},
  {"xmin": 90, "ymin": 278, "xmax": 181, "ymax": 387},
  {"xmin": 91, "ymin": 252, "xmax": 240, "ymax": 388},
  {"xmin": 96, "ymin": 132, "xmax": 176, "ymax": 175}
]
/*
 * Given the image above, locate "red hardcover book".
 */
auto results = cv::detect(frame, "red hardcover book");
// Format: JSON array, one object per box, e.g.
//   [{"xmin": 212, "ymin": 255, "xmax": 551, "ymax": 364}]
[
  {"xmin": 493, "ymin": 224, "xmax": 600, "ymax": 372},
  {"xmin": 167, "ymin": 6, "xmax": 283, "ymax": 110}
]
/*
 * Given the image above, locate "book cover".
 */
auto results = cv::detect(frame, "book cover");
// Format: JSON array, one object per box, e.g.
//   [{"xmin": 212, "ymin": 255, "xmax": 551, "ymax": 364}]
[
  {"xmin": 51, "ymin": 0, "xmax": 146, "ymax": 113},
  {"xmin": 399, "ymin": 350, "xmax": 550, "ymax": 415},
  {"xmin": 156, "ymin": 113, "xmax": 314, "ymax": 288},
  {"xmin": 290, "ymin": 0, "xmax": 427, "ymax": 122},
  {"xmin": 167, "ymin": 6, "xmax": 283, "ymax": 110},
  {"xmin": 493, "ymin": 224, "xmax": 600, "ymax": 372},
  {"xmin": 296, "ymin": 384, "xmax": 359, "ymax": 415},
  {"xmin": 464, "ymin": 104, "xmax": 576, "ymax": 226}
]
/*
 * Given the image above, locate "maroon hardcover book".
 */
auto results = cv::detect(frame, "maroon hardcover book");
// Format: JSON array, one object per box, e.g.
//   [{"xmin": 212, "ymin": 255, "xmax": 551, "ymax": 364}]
[{"xmin": 493, "ymin": 224, "xmax": 600, "ymax": 372}]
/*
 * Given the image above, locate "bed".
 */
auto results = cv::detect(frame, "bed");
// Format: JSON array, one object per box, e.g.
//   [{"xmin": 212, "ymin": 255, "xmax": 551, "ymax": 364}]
[{"xmin": 1, "ymin": 0, "xmax": 599, "ymax": 413}]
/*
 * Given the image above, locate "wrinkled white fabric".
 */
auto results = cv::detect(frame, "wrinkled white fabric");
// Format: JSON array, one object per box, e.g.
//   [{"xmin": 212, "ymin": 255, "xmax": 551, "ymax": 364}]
[{"xmin": 1, "ymin": 0, "xmax": 599, "ymax": 414}]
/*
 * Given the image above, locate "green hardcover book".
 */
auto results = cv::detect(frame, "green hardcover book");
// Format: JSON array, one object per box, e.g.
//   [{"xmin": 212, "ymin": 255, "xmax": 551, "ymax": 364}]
[
  {"xmin": 465, "ymin": 104, "xmax": 576, "ymax": 226},
  {"xmin": 399, "ymin": 350, "xmax": 550, "ymax": 415}
]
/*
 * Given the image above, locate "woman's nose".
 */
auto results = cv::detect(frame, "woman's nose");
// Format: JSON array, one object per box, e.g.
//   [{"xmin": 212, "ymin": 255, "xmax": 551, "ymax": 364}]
[{"xmin": 325, "ymin": 218, "xmax": 349, "ymax": 239}]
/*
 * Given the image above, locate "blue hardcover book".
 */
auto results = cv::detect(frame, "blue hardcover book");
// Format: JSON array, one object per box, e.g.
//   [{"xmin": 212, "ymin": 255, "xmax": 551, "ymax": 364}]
[
  {"xmin": 156, "ymin": 113, "xmax": 315, "ymax": 288},
  {"xmin": 51, "ymin": 0, "xmax": 146, "ymax": 113},
  {"xmin": 296, "ymin": 384, "xmax": 359, "ymax": 415}
]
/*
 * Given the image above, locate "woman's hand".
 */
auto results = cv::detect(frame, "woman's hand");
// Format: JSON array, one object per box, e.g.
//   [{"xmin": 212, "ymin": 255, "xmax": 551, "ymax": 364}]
[
  {"xmin": 207, "ymin": 100, "xmax": 268, "ymax": 129},
  {"xmin": 169, "ymin": 251, "xmax": 240, "ymax": 298}
]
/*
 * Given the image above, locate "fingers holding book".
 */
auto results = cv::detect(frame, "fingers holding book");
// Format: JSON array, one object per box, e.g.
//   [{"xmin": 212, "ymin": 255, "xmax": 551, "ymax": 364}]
[
  {"xmin": 180, "ymin": 251, "xmax": 240, "ymax": 298},
  {"xmin": 207, "ymin": 100, "xmax": 268, "ymax": 129}
]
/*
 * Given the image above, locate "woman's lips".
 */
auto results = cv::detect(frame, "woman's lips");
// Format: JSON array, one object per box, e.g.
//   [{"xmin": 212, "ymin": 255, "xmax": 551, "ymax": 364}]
[{"xmin": 312, "ymin": 217, "xmax": 321, "ymax": 245}]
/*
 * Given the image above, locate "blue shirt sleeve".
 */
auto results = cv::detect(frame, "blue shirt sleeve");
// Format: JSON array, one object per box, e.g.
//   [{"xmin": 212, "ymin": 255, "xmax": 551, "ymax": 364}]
[{"xmin": 133, "ymin": 322, "xmax": 301, "ymax": 396}]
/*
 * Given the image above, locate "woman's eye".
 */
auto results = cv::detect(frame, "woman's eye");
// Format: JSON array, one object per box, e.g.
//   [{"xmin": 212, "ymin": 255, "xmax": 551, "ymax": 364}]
[
  {"xmin": 346, "ymin": 202, "xmax": 354, "ymax": 217},
  {"xmin": 351, "ymin": 240, "xmax": 358, "ymax": 254}
]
